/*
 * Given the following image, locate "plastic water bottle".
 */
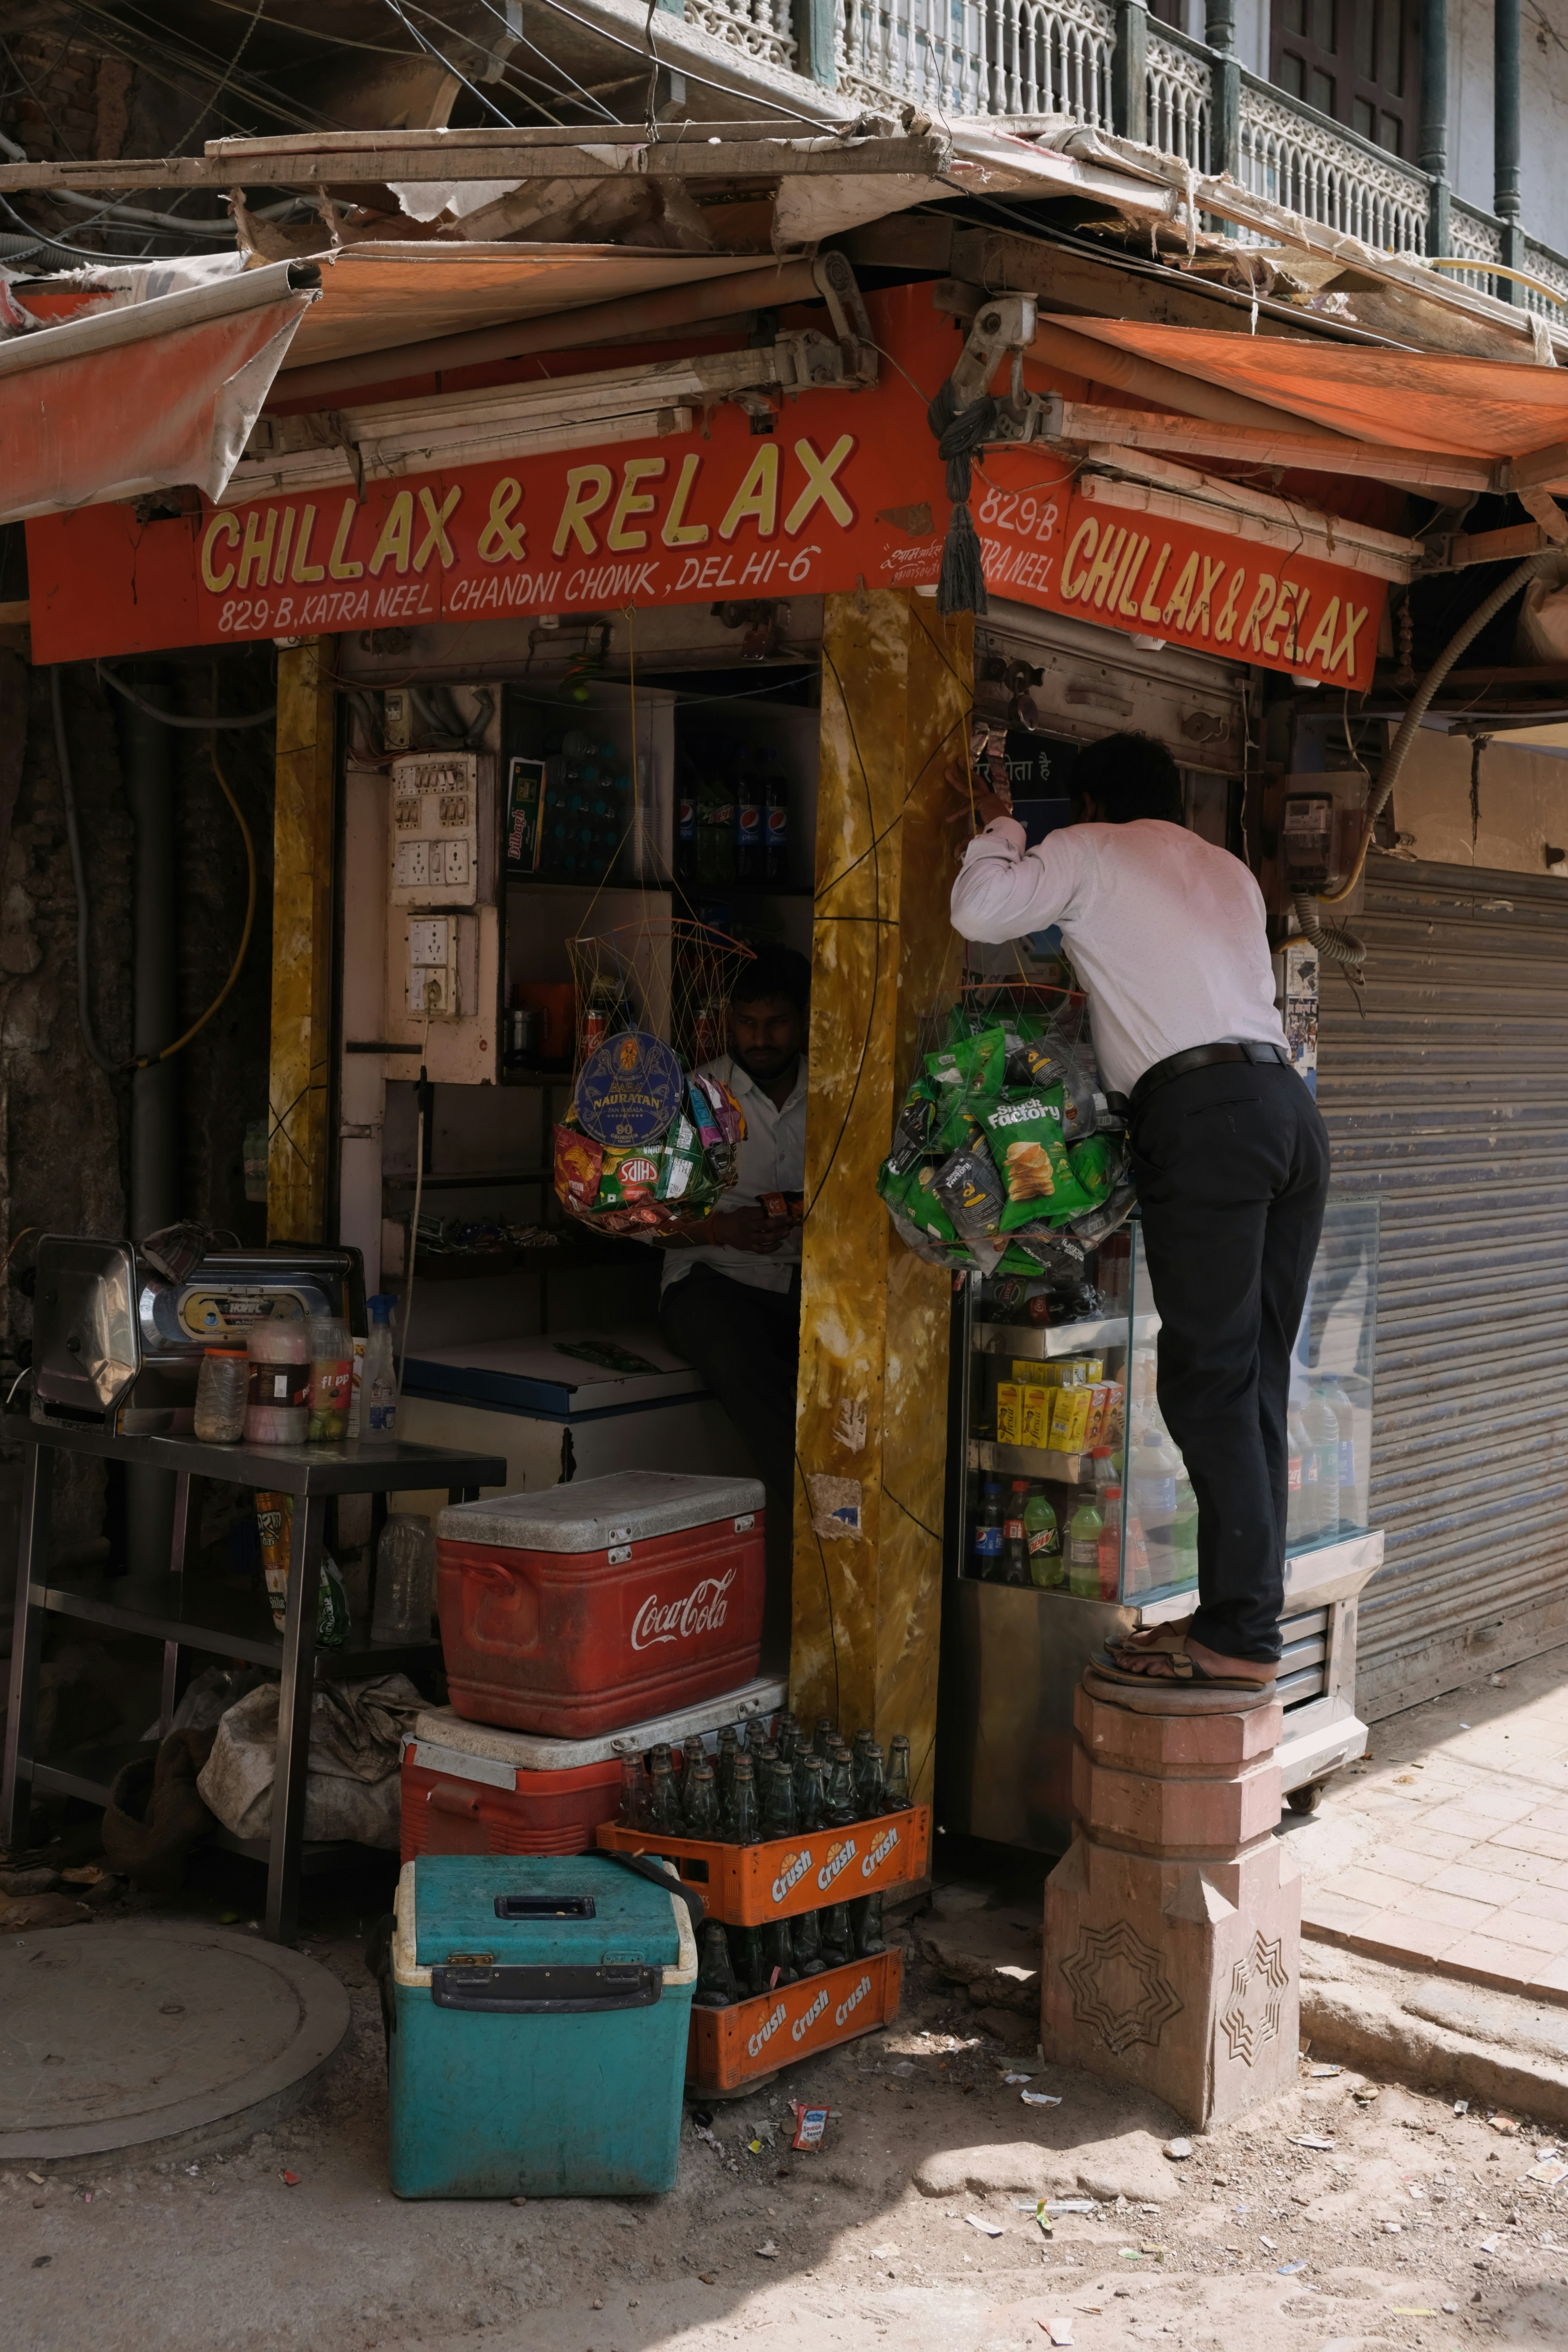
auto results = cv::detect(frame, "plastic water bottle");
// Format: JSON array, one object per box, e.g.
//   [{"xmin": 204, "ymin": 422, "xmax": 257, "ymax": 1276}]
[
  {"xmin": 1066, "ymin": 1494, "xmax": 1104, "ymax": 1599},
  {"xmin": 1130, "ymin": 1426, "xmax": 1179, "ymax": 1581},
  {"xmin": 364, "ymin": 1291, "xmax": 398, "ymax": 1437},
  {"xmin": 1172, "ymin": 1477, "xmax": 1199, "ymax": 1589},
  {"xmin": 1286, "ymin": 1406, "xmax": 1309, "ymax": 1546},
  {"xmin": 1303, "ymin": 1389, "xmax": 1342, "ymax": 1543},
  {"xmin": 1320, "ymin": 1375, "xmax": 1360, "ymax": 1527}
]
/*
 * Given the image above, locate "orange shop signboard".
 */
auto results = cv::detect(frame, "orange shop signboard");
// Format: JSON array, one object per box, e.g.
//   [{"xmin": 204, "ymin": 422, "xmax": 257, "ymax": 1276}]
[{"xmin": 24, "ymin": 299, "xmax": 1386, "ymax": 689}]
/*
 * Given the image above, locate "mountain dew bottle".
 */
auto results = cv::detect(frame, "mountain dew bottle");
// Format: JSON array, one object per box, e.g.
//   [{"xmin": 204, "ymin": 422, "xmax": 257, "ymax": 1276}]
[{"xmin": 1024, "ymin": 1485, "xmax": 1061, "ymax": 1589}]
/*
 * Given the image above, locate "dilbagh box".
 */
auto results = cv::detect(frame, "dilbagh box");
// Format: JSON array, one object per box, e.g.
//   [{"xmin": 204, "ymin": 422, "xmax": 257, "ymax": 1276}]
[
  {"xmin": 435, "ymin": 1471, "xmax": 766, "ymax": 1737},
  {"xmin": 387, "ymin": 1853, "xmax": 698, "ymax": 2199}
]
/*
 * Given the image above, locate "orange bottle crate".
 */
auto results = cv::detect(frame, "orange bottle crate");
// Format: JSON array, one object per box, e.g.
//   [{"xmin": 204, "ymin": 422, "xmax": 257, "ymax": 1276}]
[
  {"xmin": 686, "ymin": 1949, "xmax": 904, "ymax": 2093},
  {"xmin": 595, "ymin": 1804, "xmax": 930, "ymax": 1926}
]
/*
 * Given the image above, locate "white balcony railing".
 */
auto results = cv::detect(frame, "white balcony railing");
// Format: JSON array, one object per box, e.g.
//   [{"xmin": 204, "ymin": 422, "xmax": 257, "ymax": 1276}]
[
  {"xmin": 1522, "ymin": 235, "xmax": 1568, "ymax": 320},
  {"xmin": 688, "ymin": 0, "xmax": 798, "ymax": 73},
  {"xmin": 835, "ymin": 0, "xmax": 1112, "ymax": 124},
  {"xmin": 1236, "ymin": 81, "xmax": 1428, "ymax": 254},
  {"xmin": 1146, "ymin": 27, "xmax": 1209, "ymax": 172}
]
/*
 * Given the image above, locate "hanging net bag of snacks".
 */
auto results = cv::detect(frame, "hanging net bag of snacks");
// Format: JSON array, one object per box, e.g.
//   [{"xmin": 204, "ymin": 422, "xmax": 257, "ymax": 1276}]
[{"xmin": 552, "ymin": 916, "xmax": 756, "ymax": 1238}]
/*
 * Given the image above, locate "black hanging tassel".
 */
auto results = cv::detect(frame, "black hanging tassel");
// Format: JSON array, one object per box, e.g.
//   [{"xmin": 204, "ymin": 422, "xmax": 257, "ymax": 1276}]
[
  {"xmin": 926, "ymin": 378, "xmax": 1001, "ymax": 617},
  {"xmin": 937, "ymin": 499, "xmax": 987, "ymax": 618}
]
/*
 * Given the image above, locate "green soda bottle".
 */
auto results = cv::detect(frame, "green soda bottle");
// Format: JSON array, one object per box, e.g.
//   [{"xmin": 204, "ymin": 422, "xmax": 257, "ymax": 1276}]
[
  {"xmin": 1024, "ymin": 1484, "xmax": 1061, "ymax": 1589},
  {"xmin": 1066, "ymin": 1494, "xmax": 1104, "ymax": 1599}
]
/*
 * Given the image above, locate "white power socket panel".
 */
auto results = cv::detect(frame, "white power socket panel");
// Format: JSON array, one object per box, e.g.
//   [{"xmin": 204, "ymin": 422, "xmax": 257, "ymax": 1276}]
[
  {"xmin": 389, "ymin": 752, "xmax": 494, "ymax": 910},
  {"xmin": 403, "ymin": 913, "xmax": 477, "ymax": 1019}
]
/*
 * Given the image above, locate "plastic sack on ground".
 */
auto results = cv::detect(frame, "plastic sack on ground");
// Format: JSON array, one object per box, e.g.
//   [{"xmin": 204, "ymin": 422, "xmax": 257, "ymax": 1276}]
[{"xmin": 196, "ymin": 1674, "xmax": 423, "ymax": 1848}]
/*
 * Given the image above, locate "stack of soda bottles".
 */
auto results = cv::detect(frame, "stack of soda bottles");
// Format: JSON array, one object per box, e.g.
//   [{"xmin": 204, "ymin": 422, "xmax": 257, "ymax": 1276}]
[{"xmin": 617, "ymin": 1710, "xmax": 913, "ymax": 2012}]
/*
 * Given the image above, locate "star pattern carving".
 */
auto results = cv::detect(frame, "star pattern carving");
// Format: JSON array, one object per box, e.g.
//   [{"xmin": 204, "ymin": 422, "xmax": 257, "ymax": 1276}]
[
  {"xmin": 1060, "ymin": 1922, "xmax": 1184, "ymax": 2056},
  {"xmin": 1219, "ymin": 1929, "xmax": 1290, "ymax": 2067}
]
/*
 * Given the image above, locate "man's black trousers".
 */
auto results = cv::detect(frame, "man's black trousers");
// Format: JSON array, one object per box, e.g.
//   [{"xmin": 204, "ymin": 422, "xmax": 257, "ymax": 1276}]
[
  {"xmin": 657, "ymin": 1264, "xmax": 800, "ymax": 1671},
  {"xmin": 1127, "ymin": 1059, "xmax": 1331, "ymax": 1664}
]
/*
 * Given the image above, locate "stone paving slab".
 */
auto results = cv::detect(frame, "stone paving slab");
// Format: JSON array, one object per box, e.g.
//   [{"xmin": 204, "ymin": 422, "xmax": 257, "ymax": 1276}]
[{"xmin": 1289, "ymin": 1640, "xmax": 1568, "ymax": 2003}]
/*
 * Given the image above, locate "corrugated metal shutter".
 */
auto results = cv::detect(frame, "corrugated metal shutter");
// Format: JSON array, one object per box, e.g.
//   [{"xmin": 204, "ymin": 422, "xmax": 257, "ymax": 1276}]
[{"xmin": 1317, "ymin": 853, "xmax": 1568, "ymax": 1719}]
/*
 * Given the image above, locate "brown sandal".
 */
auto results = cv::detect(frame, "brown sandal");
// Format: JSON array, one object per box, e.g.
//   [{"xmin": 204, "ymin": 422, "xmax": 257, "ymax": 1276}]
[{"xmin": 1092, "ymin": 1630, "xmax": 1275, "ymax": 1693}]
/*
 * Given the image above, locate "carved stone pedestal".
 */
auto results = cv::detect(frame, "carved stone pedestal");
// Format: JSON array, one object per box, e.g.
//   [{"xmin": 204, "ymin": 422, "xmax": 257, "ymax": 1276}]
[{"xmin": 1040, "ymin": 1667, "xmax": 1300, "ymax": 2130}]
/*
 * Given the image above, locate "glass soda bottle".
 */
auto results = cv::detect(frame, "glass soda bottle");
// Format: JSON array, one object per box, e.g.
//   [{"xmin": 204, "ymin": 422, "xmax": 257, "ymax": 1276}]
[
  {"xmin": 850, "ymin": 1891, "xmax": 885, "ymax": 1956},
  {"xmin": 812, "ymin": 1715, "xmax": 837, "ymax": 1759},
  {"xmin": 1024, "ymin": 1485, "xmax": 1061, "ymax": 1588},
  {"xmin": 619, "ymin": 1755, "xmax": 649, "ymax": 1827},
  {"xmin": 675, "ymin": 781, "xmax": 698, "ymax": 880},
  {"xmin": 775, "ymin": 1710, "xmax": 801, "ymax": 1766},
  {"xmin": 761, "ymin": 1918, "xmax": 798, "ymax": 1988},
  {"xmin": 818, "ymin": 1903, "xmax": 851, "ymax": 1968},
  {"xmin": 761, "ymin": 1757, "xmax": 798, "ymax": 1839},
  {"xmin": 795, "ymin": 1750, "xmax": 826, "ymax": 1831},
  {"xmin": 858, "ymin": 1743, "xmax": 887, "ymax": 1820},
  {"xmin": 884, "ymin": 1735, "xmax": 912, "ymax": 1809},
  {"xmin": 683, "ymin": 1758, "xmax": 721, "ymax": 1835},
  {"xmin": 725, "ymin": 1753, "xmax": 762, "ymax": 1845},
  {"xmin": 694, "ymin": 1920, "xmax": 740, "ymax": 2009},
  {"xmin": 793, "ymin": 1906, "xmax": 827, "ymax": 1977},
  {"xmin": 715, "ymin": 1725, "xmax": 740, "ymax": 1807},
  {"xmin": 647, "ymin": 1751, "xmax": 683, "ymax": 1832},
  {"xmin": 1067, "ymin": 1493, "xmax": 1104, "ymax": 1599},
  {"xmin": 729, "ymin": 1923, "xmax": 764, "ymax": 1998},
  {"xmin": 1000, "ymin": 1480, "xmax": 1031, "ymax": 1585},
  {"xmin": 824, "ymin": 1748, "xmax": 856, "ymax": 1828}
]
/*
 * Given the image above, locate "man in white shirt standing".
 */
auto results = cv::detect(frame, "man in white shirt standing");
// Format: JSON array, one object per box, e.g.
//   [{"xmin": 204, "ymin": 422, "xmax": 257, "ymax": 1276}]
[
  {"xmin": 658, "ymin": 944, "xmax": 810, "ymax": 1667},
  {"xmin": 950, "ymin": 732, "xmax": 1330, "ymax": 1692}
]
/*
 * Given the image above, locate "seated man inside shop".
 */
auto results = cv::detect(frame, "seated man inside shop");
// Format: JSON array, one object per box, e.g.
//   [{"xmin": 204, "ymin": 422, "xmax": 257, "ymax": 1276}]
[
  {"xmin": 657, "ymin": 944, "xmax": 810, "ymax": 1669},
  {"xmin": 950, "ymin": 732, "xmax": 1330, "ymax": 1692}
]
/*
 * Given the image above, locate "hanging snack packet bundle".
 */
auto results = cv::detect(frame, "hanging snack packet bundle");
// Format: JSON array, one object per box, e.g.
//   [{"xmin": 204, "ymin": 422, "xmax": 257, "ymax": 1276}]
[{"xmin": 553, "ymin": 1076, "xmax": 744, "ymax": 1234}]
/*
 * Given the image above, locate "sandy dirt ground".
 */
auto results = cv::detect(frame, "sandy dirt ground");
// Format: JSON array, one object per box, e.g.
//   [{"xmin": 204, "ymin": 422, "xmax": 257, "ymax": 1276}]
[{"xmin": 5, "ymin": 1899, "xmax": 1568, "ymax": 2352}]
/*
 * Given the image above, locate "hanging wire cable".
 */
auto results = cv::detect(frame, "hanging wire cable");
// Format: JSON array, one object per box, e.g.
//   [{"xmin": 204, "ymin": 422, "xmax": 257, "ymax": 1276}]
[
  {"xmin": 97, "ymin": 667, "xmax": 275, "ymax": 729},
  {"xmin": 51, "ymin": 666, "xmax": 121, "ymax": 1079},
  {"xmin": 134, "ymin": 734, "xmax": 258, "ymax": 1068},
  {"xmin": 380, "ymin": 0, "xmax": 517, "ymax": 126},
  {"xmin": 465, "ymin": 0, "xmax": 620, "ymax": 122},
  {"xmin": 167, "ymin": 0, "xmax": 268, "ymax": 157},
  {"xmin": 509, "ymin": 0, "xmax": 843, "ymax": 128}
]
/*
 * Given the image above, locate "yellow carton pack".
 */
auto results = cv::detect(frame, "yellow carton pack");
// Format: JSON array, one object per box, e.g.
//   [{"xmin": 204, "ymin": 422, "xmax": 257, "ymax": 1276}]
[
  {"xmin": 1013, "ymin": 1358, "xmax": 1064, "ymax": 1389},
  {"xmin": 1047, "ymin": 1386, "xmax": 1093, "ymax": 1453},
  {"xmin": 1083, "ymin": 1383, "xmax": 1112, "ymax": 1448},
  {"xmin": 996, "ymin": 1381, "xmax": 1023, "ymax": 1447},
  {"xmin": 1021, "ymin": 1383, "xmax": 1052, "ymax": 1450}
]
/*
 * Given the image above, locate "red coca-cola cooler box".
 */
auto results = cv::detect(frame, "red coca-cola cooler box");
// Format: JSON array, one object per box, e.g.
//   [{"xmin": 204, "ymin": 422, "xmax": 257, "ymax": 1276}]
[{"xmin": 435, "ymin": 1471, "xmax": 766, "ymax": 1737}]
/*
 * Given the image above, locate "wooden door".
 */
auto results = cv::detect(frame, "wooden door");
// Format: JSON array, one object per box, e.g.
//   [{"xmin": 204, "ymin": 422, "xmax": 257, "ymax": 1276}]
[{"xmin": 1271, "ymin": 0, "xmax": 1422, "ymax": 156}]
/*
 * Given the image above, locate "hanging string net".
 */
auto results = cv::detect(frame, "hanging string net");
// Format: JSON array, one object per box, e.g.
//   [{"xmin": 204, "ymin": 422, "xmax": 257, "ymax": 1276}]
[{"xmin": 553, "ymin": 915, "xmax": 756, "ymax": 1237}]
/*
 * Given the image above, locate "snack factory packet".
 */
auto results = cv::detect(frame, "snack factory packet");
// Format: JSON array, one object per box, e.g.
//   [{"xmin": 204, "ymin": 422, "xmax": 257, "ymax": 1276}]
[
  {"xmin": 925, "ymin": 1023, "xmax": 1012, "ymax": 1102},
  {"xmin": 790, "ymin": 2102, "xmax": 830, "ymax": 2152},
  {"xmin": 553, "ymin": 1124, "xmax": 603, "ymax": 1215},
  {"xmin": 932, "ymin": 1146, "xmax": 1004, "ymax": 1243},
  {"xmin": 888, "ymin": 1078, "xmax": 939, "ymax": 1175},
  {"xmin": 1069, "ymin": 1177, "xmax": 1139, "ymax": 1246},
  {"xmin": 979, "ymin": 1088, "xmax": 1096, "ymax": 1231},
  {"xmin": 1066, "ymin": 1132, "xmax": 1123, "ymax": 1205}
]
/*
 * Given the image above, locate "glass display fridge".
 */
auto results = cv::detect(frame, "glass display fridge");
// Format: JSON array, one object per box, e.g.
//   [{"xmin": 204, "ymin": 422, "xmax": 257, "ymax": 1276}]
[{"xmin": 937, "ymin": 1196, "xmax": 1382, "ymax": 1853}]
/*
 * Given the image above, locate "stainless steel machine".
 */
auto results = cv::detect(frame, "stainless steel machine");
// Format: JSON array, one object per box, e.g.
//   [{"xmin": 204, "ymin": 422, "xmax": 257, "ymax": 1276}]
[{"xmin": 30, "ymin": 1236, "xmax": 365, "ymax": 1435}]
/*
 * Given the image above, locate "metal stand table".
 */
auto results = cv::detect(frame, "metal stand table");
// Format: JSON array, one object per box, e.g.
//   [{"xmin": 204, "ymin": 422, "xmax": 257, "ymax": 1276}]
[{"xmin": 0, "ymin": 1418, "xmax": 506, "ymax": 1943}]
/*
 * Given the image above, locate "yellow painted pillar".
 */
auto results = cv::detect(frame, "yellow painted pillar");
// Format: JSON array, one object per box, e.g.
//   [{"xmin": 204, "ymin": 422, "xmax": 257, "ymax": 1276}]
[
  {"xmin": 792, "ymin": 591, "xmax": 973, "ymax": 1801},
  {"xmin": 267, "ymin": 640, "xmax": 337, "ymax": 1243}
]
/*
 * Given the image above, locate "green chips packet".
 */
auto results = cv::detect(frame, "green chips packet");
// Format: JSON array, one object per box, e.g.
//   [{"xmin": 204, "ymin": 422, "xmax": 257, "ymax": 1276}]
[{"xmin": 978, "ymin": 1085, "xmax": 1097, "ymax": 1231}]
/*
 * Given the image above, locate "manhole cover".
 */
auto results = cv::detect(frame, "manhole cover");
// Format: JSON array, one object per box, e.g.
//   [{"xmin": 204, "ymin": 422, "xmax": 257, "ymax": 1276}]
[{"xmin": 0, "ymin": 1922, "xmax": 350, "ymax": 2162}]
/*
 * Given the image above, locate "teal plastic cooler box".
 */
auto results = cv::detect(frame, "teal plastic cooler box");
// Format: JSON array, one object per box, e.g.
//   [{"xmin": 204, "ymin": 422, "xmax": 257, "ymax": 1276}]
[{"xmin": 388, "ymin": 1852, "xmax": 698, "ymax": 2198}]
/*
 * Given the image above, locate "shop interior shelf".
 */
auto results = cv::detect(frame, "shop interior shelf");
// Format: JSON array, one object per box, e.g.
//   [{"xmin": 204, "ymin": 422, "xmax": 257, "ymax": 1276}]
[
  {"xmin": 28, "ymin": 1736, "xmax": 384, "ymax": 1877},
  {"xmin": 977, "ymin": 1439, "xmax": 1093, "ymax": 1483},
  {"xmin": 975, "ymin": 1313, "xmax": 1161, "ymax": 1357},
  {"xmin": 31, "ymin": 1560, "xmax": 441, "ymax": 1678}
]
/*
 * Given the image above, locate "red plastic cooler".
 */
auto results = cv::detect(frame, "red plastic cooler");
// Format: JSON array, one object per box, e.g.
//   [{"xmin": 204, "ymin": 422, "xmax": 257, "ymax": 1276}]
[
  {"xmin": 399, "ymin": 1678, "xmax": 787, "ymax": 1861},
  {"xmin": 435, "ymin": 1471, "xmax": 766, "ymax": 1736}
]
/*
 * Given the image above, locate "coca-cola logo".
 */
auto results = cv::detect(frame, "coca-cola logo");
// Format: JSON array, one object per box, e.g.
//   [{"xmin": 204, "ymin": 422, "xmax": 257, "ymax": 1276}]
[{"xmin": 629, "ymin": 1569, "xmax": 736, "ymax": 1652}]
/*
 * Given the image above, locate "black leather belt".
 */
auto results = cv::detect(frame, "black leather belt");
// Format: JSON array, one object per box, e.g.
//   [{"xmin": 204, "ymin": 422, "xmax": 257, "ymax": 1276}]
[{"xmin": 1128, "ymin": 1040, "xmax": 1291, "ymax": 1116}]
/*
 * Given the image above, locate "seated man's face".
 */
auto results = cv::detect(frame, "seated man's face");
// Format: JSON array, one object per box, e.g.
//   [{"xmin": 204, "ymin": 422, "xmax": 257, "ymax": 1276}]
[{"xmin": 728, "ymin": 992, "xmax": 804, "ymax": 1084}]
